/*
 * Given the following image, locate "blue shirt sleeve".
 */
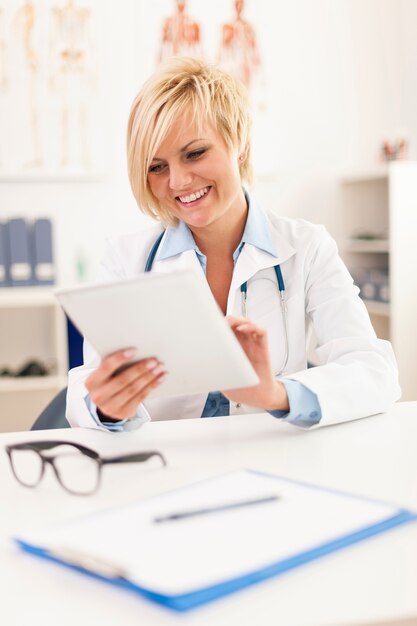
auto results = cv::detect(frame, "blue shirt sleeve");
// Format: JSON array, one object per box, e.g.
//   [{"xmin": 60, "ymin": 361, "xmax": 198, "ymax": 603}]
[
  {"xmin": 268, "ymin": 379, "xmax": 321, "ymax": 428},
  {"xmin": 84, "ymin": 394, "xmax": 147, "ymax": 432}
]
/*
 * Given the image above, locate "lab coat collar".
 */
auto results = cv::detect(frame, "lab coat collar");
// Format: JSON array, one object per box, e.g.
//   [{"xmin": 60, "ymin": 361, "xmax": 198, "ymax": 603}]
[
  {"xmin": 240, "ymin": 191, "xmax": 277, "ymax": 257},
  {"xmin": 229, "ymin": 193, "xmax": 297, "ymax": 295},
  {"xmin": 152, "ymin": 193, "xmax": 296, "ymax": 287},
  {"xmin": 156, "ymin": 190, "xmax": 278, "ymax": 262},
  {"xmin": 157, "ymin": 220, "xmax": 196, "ymax": 260}
]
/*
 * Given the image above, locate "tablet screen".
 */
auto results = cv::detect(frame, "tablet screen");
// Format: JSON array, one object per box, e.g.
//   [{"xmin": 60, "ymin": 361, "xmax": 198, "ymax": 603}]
[{"xmin": 55, "ymin": 271, "xmax": 259, "ymax": 398}]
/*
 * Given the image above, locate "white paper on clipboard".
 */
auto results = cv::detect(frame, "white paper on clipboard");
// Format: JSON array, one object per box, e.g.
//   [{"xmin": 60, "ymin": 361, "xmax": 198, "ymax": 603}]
[{"xmin": 15, "ymin": 469, "xmax": 416, "ymax": 604}]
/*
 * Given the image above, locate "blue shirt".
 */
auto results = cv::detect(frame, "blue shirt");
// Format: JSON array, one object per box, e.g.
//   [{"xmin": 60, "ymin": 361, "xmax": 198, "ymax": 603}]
[{"xmin": 91, "ymin": 192, "xmax": 322, "ymax": 430}]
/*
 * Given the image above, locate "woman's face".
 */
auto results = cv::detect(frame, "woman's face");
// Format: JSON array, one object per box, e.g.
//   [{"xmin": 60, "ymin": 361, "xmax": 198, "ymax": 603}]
[{"xmin": 147, "ymin": 116, "xmax": 247, "ymax": 232}]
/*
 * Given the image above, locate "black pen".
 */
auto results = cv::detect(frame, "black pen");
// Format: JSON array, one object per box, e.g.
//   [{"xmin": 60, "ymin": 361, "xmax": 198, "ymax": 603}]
[{"xmin": 153, "ymin": 494, "xmax": 280, "ymax": 523}]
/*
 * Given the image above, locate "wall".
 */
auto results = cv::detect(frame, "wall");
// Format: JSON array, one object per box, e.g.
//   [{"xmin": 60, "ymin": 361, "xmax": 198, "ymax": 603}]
[{"xmin": 0, "ymin": 0, "xmax": 415, "ymax": 284}]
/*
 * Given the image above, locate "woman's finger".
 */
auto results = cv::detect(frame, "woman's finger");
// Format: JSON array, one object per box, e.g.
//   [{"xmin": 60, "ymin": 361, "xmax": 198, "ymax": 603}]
[
  {"xmin": 86, "ymin": 348, "xmax": 138, "ymax": 389},
  {"xmin": 226, "ymin": 315, "xmax": 246, "ymax": 328},
  {"xmin": 86, "ymin": 350, "xmax": 159, "ymax": 392},
  {"xmin": 115, "ymin": 371, "xmax": 168, "ymax": 419},
  {"xmin": 89, "ymin": 361, "xmax": 164, "ymax": 408},
  {"xmin": 227, "ymin": 319, "xmax": 267, "ymax": 347},
  {"xmin": 88, "ymin": 358, "xmax": 160, "ymax": 400},
  {"xmin": 226, "ymin": 315, "xmax": 266, "ymax": 337},
  {"xmin": 95, "ymin": 367, "xmax": 167, "ymax": 419}
]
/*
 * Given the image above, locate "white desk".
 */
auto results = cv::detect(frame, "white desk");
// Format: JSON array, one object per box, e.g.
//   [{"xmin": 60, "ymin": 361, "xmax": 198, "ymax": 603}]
[{"xmin": 1, "ymin": 402, "xmax": 417, "ymax": 626}]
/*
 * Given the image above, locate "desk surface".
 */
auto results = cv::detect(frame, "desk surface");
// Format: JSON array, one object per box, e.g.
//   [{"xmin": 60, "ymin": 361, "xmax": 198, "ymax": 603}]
[{"xmin": 1, "ymin": 403, "xmax": 417, "ymax": 626}]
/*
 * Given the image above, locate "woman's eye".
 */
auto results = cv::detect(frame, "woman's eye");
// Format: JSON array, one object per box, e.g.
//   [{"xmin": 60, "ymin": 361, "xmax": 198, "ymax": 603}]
[
  {"xmin": 187, "ymin": 148, "xmax": 206, "ymax": 160},
  {"xmin": 149, "ymin": 163, "xmax": 166, "ymax": 174}
]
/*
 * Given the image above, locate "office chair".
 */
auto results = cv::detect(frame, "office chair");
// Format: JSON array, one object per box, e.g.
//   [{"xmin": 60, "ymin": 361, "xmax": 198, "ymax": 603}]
[
  {"xmin": 31, "ymin": 387, "xmax": 70, "ymax": 430},
  {"xmin": 31, "ymin": 318, "xmax": 84, "ymax": 430}
]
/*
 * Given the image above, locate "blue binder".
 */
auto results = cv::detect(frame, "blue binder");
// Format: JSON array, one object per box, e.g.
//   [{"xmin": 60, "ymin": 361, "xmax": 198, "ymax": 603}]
[
  {"xmin": 8, "ymin": 218, "xmax": 34, "ymax": 287},
  {"xmin": 32, "ymin": 218, "xmax": 55, "ymax": 285},
  {"xmin": 14, "ymin": 469, "xmax": 417, "ymax": 612},
  {"xmin": 0, "ymin": 221, "xmax": 10, "ymax": 287}
]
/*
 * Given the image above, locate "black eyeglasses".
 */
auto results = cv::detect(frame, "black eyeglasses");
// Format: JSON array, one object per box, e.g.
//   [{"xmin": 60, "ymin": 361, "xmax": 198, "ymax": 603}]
[{"xmin": 5, "ymin": 440, "xmax": 166, "ymax": 496}]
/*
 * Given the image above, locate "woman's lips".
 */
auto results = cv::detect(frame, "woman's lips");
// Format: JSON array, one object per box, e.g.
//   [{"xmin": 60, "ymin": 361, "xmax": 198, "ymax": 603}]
[{"xmin": 176, "ymin": 186, "xmax": 211, "ymax": 208}]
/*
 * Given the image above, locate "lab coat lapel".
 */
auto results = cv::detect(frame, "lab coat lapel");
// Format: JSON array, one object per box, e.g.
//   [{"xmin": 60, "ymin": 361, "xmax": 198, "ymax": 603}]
[{"xmin": 227, "ymin": 229, "xmax": 296, "ymax": 314}]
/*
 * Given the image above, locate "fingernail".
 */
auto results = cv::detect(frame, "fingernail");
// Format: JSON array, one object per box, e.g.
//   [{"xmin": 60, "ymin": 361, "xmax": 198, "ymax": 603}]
[
  {"xmin": 153, "ymin": 365, "xmax": 165, "ymax": 376},
  {"xmin": 146, "ymin": 359, "xmax": 158, "ymax": 370},
  {"xmin": 157, "ymin": 373, "xmax": 168, "ymax": 384},
  {"xmin": 123, "ymin": 349, "xmax": 136, "ymax": 358}
]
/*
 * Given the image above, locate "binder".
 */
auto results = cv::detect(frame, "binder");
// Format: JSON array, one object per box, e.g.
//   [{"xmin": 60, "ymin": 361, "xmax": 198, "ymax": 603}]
[
  {"xmin": 0, "ymin": 221, "xmax": 10, "ymax": 287},
  {"xmin": 32, "ymin": 218, "xmax": 55, "ymax": 285},
  {"xmin": 7, "ymin": 218, "xmax": 34, "ymax": 286},
  {"xmin": 14, "ymin": 469, "xmax": 417, "ymax": 612}
]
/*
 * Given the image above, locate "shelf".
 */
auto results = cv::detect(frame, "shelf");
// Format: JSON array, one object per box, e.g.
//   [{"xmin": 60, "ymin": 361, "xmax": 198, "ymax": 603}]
[
  {"xmin": 340, "ymin": 161, "xmax": 417, "ymax": 400},
  {"xmin": 343, "ymin": 239, "xmax": 389, "ymax": 253},
  {"xmin": 0, "ymin": 172, "xmax": 104, "ymax": 183},
  {"xmin": 0, "ymin": 286, "xmax": 58, "ymax": 307},
  {"xmin": 363, "ymin": 300, "xmax": 390, "ymax": 317},
  {"xmin": 340, "ymin": 167, "xmax": 389, "ymax": 184},
  {"xmin": 0, "ymin": 375, "xmax": 67, "ymax": 393}
]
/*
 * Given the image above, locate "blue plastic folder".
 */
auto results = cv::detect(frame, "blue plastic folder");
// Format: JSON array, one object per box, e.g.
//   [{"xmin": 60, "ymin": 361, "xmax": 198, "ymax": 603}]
[
  {"xmin": 32, "ymin": 218, "xmax": 55, "ymax": 285},
  {"xmin": 14, "ymin": 470, "xmax": 416, "ymax": 612},
  {"xmin": 8, "ymin": 218, "xmax": 34, "ymax": 286},
  {"xmin": 0, "ymin": 221, "xmax": 10, "ymax": 287}
]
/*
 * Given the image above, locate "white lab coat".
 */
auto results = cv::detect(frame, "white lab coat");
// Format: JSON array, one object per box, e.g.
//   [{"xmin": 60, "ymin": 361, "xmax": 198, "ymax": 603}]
[{"xmin": 66, "ymin": 209, "xmax": 400, "ymax": 429}]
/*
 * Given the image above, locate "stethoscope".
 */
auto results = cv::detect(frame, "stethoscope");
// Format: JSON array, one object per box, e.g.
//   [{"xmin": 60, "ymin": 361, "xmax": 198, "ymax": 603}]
[{"xmin": 145, "ymin": 232, "xmax": 289, "ymax": 376}]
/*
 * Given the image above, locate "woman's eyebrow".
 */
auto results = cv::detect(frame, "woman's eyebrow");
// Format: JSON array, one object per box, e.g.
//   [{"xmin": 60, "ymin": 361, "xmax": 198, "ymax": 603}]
[{"xmin": 179, "ymin": 138, "xmax": 208, "ymax": 152}]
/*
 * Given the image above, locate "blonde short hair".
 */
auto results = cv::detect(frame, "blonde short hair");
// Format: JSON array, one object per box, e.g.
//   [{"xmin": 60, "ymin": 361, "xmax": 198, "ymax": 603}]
[{"xmin": 127, "ymin": 56, "xmax": 253, "ymax": 227}]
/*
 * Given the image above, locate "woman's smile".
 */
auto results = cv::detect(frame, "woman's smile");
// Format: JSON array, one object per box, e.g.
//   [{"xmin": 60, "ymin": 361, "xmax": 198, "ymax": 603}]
[{"xmin": 176, "ymin": 186, "xmax": 212, "ymax": 208}]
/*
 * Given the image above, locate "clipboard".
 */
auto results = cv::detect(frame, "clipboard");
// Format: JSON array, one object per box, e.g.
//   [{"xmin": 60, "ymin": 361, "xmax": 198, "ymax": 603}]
[
  {"xmin": 14, "ymin": 470, "xmax": 417, "ymax": 612},
  {"xmin": 54, "ymin": 271, "xmax": 259, "ymax": 399}
]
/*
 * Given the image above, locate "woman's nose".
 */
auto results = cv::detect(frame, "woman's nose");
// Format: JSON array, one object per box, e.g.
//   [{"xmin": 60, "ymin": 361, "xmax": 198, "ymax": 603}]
[{"xmin": 168, "ymin": 163, "xmax": 193, "ymax": 191}]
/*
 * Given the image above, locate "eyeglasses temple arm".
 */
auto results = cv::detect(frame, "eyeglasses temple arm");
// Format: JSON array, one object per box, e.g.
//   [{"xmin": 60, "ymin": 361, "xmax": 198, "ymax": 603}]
[{"xmin": 101, "ymin": 451, "xmax": 166, "ymax": 466}]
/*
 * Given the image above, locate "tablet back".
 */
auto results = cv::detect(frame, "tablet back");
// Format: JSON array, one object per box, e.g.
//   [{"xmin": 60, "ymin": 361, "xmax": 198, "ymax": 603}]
[{"xmin": 55, "ymin": 271, "xmax": 259, "ymax": 399}]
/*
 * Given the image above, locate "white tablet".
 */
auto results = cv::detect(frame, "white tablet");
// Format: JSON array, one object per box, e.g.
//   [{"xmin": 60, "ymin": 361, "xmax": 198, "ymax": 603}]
[{"xmin": 55, "ymin": 271, "xmax": 259, "ymax": 399}]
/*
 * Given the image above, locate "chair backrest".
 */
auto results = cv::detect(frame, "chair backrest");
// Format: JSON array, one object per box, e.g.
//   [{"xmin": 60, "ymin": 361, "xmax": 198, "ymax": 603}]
[
  {"xmin": 67, "ymin": 317, "xmax": 84, "ymax": 369},
  {"xmin": 31, "ymin": 387, "xmax": 70, "ymax": 430}
]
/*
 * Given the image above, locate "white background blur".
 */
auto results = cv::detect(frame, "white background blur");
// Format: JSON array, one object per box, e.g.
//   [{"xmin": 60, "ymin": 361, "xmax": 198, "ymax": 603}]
[{"xmin": 0, "ymin": 0, "xmax": 416, "ymax": 285}]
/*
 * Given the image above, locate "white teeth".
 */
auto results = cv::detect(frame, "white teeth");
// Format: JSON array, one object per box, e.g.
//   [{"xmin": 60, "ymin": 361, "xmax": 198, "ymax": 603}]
[{"xmin": 179, "ymin": 187, "xmax": 209, "ymax": 204}]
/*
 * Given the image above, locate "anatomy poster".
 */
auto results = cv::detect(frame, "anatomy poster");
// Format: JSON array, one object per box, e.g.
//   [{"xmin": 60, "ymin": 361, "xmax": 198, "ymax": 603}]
[
  {"xmin": 134, "ymin": 0, "xmax": 269, "ymax": 172},
  {"xmin": 0, "ymin": 0, "xmax": 102, "ymax": 178},
  {"xmin": 0, "ymin": 1, "xmax": 270, "ymax": 179},
  {"xmin": 154, "ymin": 0, "xmax": 264, "ymax": 93}
]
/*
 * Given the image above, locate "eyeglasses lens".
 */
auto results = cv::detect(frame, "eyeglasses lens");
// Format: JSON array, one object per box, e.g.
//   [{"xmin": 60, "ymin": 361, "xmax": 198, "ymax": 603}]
[
  {"xmin": 53, "ymin": 447, "xmax": 100, "ymax": 494},
  {"xmin": 10, "ymin": 449, "xmax": 43, "ymax": 487}
]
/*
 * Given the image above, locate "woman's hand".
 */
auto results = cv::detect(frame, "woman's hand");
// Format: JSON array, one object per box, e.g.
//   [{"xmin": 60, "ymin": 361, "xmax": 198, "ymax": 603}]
[
  {"xmin": 223, "ymin": 316, "xmax": 289, "ymax": 411},
  {"xmin": 85, "ymin": 349, "xmax": 167, "ymax": 421}
]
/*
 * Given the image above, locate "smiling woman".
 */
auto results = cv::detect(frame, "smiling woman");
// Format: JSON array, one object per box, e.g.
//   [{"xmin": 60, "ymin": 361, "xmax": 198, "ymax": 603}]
[
  {"xmin": 66, "ymin": 56, "xmax": 400, "ymax": 432},
  {"xmin": 127, "ymin": 56, "xmax": 252, "ymax": 229}
]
